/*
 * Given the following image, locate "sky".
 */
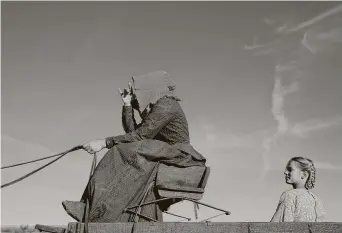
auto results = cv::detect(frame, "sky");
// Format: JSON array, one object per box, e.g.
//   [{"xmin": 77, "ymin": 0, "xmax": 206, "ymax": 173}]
[{"xmin": 1, "ymin": 1, "xmax": 342, "ymax": 225}]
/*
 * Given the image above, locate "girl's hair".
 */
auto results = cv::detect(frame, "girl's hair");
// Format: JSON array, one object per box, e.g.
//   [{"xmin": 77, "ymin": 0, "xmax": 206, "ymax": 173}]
[{"xmin": 288, "ymin": 157, "xmax": 316, "ymax": 189}]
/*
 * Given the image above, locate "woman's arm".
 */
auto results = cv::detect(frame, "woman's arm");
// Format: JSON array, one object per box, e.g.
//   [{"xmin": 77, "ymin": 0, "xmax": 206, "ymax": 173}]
[
  {"xmin": 82, "ymin": 97, "xmax": 177, "ymax": 154},
  {"xmin": 122, "ymin": 106, "xmax": 138, "ymax": 133},
  {"xmin": 105, "ymin": 97, "xmax": 176, "ymax": 148},
  {"xmin": 119, "ymin": 83, "xmax": 138, "ymax": 133}
]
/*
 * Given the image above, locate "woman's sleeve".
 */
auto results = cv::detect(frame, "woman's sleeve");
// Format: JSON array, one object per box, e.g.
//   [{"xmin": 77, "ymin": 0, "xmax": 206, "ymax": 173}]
[
  {"xmin": 105, "ymin": 98, "xmax": 176, "ymax": 148},
  {"xmin": 122, "ymin": 106, "xmax": 138, "ymax": 133},
  {"xmin": 271, "ymin": 192, "xmax": 295, "ymax": 222}
]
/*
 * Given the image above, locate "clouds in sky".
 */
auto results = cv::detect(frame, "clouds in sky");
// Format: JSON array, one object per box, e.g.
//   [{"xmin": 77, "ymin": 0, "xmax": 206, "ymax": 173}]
[
  {"xmin": 260, "ymin": 64, "xmax": 342, "ymax": 171},
  {"xmin": 244, "ymin": 4, "xmax": 342, "ymax": 56},
  {"xmin": 275, "ymin": 4, "xmax": 342, "ymax": 35},
  {"xmin": 242, "ymin": 4, "xmax": 342, "ymax": 174},
  {"xmin": 260, "ymin": 62, "xmax": 299, "ymax": 173},
  {"xmin": 290, "ymin": 117, "xmax": 342, "ymax": 138}
]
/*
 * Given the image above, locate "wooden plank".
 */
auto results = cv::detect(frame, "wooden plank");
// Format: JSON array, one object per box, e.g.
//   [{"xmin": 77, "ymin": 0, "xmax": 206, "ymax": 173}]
[
  {"xmin": 67, "ymin": 223, "xmax": 134, "ymax": 233},
  {"xmin": 249, "ymin": 222, "xmax": 309, "ymax": 233},
  {"xmin": 66, "ymin": 222, "xmax": 342, "ymax": 233},
  {"xmin": 310, "ymin": 223, "xmax": 342, "ymax": 233}
]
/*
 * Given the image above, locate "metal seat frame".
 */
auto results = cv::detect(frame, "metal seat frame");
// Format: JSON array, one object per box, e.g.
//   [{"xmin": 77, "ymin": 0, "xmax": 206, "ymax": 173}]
[{"xmin": 124, "ymin": 167, "xmax": 231, "ymax": 222}]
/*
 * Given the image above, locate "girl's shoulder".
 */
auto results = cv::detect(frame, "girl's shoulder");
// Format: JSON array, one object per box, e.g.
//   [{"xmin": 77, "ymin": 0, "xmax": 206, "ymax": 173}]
[
  {"xmin": 279, "ymin": 189, "xmax": 307, "ymax": 201},
  {"xmin": 307, "ymin": 190, "xmax": 324, "ymax": 204},
  {"xmin": 281, "ymin": 188, "xmax": 302, "ymax": 196},
  {"xmin": 281, "ymin": 189, "xmax": 323, "ymax": 202}
]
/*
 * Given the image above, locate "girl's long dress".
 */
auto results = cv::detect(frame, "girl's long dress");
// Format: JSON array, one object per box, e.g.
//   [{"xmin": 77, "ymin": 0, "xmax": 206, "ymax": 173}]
[
  {"xmin": 271, "ymin": 189, "xmax": 325, "ymax": 222},
  {"xmin": 80, "ymin": 97, "xmax": 206, "ymax": 222}
]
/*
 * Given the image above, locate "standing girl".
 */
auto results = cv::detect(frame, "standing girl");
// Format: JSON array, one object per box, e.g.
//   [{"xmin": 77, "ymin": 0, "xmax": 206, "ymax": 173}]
[{"xmin": 271, "ymin": 157, "xmax": 325, "ymax": 222}]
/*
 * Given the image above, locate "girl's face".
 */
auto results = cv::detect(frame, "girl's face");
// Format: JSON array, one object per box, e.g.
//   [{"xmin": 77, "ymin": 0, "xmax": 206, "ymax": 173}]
[{"xmin": 284, "ymin": 161, "xmax": 306, "ymax": 186}]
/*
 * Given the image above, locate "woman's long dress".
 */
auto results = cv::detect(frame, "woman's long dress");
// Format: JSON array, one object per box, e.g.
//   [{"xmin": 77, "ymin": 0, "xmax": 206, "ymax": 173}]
[{"xmin": 80, "ymin": 97, "xmax": 206, "ymax": 222}]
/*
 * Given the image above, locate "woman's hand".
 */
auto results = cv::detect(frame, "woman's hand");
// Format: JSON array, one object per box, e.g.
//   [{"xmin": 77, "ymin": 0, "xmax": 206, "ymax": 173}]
[
  {"xmin": 118, "ymin": 82, "xmax": 133, "ymax": 106},
  {"xmin": 83, "ymin": 139, "xmax": 106, "ymax": 154}
]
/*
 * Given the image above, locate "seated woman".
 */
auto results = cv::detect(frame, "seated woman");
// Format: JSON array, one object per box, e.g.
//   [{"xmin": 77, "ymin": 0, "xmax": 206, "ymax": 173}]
[
  {"xmin": 63, "ymin": 70, "xmax": 206, "ymax": 223},
  {"xmin": 271, "ymin": 157, "xmax": 325, "ymax": 222}
]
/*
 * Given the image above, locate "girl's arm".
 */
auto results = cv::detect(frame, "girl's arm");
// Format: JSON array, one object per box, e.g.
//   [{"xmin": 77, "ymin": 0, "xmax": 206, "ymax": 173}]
[{"xmin": 271, "ymin": 191, "xmax": 295, "ymax": 222}]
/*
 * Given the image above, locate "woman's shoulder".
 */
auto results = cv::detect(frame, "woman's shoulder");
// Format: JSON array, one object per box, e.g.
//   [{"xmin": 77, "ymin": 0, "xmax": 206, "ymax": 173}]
[
  {"xmin": 154, "ymin": 96, "xmax": 182, "ymax": 112},
  {"xmin": 157, "ymin": 96, "xmax": 180, "ymax": 104}
]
